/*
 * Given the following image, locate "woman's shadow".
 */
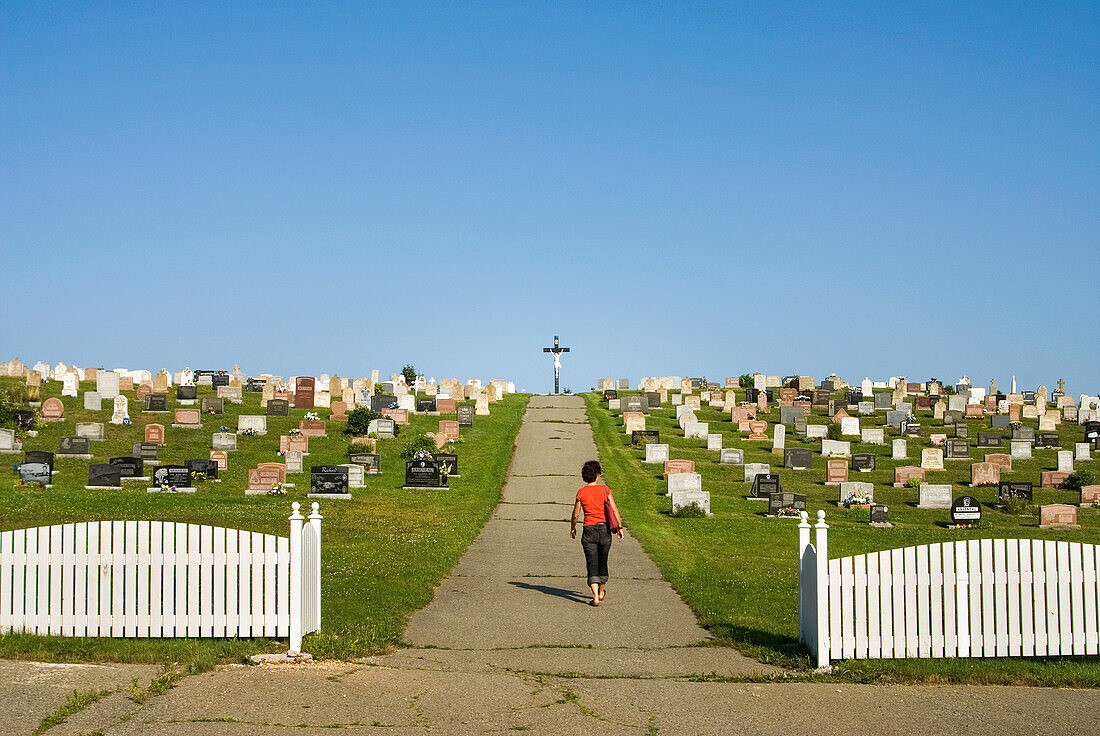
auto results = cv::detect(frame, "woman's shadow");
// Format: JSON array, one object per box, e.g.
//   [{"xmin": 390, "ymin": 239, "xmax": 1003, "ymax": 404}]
[{"xmin": 509, "ymin": 581, "xmax": 591, "ymax": 604}]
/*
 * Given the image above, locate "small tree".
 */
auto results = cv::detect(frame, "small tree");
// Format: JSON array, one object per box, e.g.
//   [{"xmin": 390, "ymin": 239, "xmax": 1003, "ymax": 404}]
[
  {"xmin": 739, "ymin": 374, "xmax": 753, "ymax": 388},
  {"xmin": 401, "ymin": 364, "xmax": 418, "ymax": 386},
  {"xmin": 344, "ymin": 407, "xmax": 382, "ymax": 436}
]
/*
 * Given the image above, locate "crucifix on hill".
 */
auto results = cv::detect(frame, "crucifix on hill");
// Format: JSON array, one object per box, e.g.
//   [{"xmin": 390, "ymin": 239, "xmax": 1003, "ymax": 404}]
[{"xmin": 542, "ymin": 336, "xmax": 570, "ymax": 395}]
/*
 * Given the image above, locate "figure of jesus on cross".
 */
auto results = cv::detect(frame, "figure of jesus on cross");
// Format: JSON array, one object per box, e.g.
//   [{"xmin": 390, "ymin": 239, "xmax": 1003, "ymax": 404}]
[{"xmin": 543, "ymin": 335, "xmax": 570, "ymax": 395}]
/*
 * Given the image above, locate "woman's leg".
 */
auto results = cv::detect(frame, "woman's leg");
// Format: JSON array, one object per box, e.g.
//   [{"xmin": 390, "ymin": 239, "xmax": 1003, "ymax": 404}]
[
  {"xmin": 581, "ymin": 527, "xmax": 601, "ymax": 604},
  {"xmin": 596, "ymin": 526, "xmax": 611, "ymax": 597}
]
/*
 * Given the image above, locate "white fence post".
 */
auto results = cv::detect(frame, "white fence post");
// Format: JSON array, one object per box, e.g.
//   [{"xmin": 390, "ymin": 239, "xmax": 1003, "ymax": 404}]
[
  {"xmin": 288, "ymin": 502, "xmax": 304, "ymax": 654},
  {"xmin": 797, "ymin": 511, "xmax": 812, "ymax": 644},
  {"xmin": 305, "ymin": 502, "xmax": 322, "ymax": 635},
  {"xmin": 814, "ymin": 510, "xmax": 830, "ymax": 668}
]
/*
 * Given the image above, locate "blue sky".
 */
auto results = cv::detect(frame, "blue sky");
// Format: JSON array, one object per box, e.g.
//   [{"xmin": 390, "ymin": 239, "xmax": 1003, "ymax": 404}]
[{"xmin": 2, "ymin": 2, "xmax": 1097, "ymax": 394}]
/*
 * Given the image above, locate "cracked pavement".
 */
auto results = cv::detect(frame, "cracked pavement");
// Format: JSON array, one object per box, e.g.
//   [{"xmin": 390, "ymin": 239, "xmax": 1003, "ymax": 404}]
[{"xmin": 10, "ymin": 396, "xmax": 1100, "ymax": 734}]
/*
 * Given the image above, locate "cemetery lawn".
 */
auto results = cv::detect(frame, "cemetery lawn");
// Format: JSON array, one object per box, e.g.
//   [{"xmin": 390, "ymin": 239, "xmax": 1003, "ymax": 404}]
[
  {"xmin": 0, "ymin": 377, "xmax": 528, "ymax": 666},
  {"xmin": 584, "ymin": 392, "xmax": 1100, "ymax": 687}
]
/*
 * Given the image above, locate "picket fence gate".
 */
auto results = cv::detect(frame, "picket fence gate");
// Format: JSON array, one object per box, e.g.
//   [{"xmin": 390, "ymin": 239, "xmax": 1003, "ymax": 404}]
[
  {"xmin": 798, "ymin": 511, "xmax": 1100, "ymax": 667},
  {"xmin": 0, "ymin": 502, "xmax": 321, "ymax": 653}
]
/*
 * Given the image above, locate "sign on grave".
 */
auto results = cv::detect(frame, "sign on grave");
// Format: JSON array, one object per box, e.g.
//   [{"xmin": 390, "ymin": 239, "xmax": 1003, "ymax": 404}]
[
  {"xmin": 210, "ymin": 450, "xmax": 228, "ymax": 471},
  {"xmin": 999, "ymin": 481, "xmax": 1032, "ymax": 502},
  {"xmin": 152, "ymin": 465, "xmax": 191, "ymax": 488},
  {"xmin": 310, "ymin": 465, "xmax": 349, "ymax": 495},
  {"xmin": 632, "ymin": 430, "xmax": 660, "ymax": 446},
  {"xmin": 109, "ymin": 456, "xmax": 143, "ymax": 478},
  {"xmin": 295, "ymin": 377, "xmax": 316, "ymax": 409},
  {"xmin": 19, "ymin": 462, "xmax": 51, "ymax": 485},
  {"xmin": 185, "ymin": 458, "xmax": 218, "ymax": 479},
  {"xmin": 200, "ymin": 397, "xmax": 224, "ymax": 415},
  {"xmin": 405, "ymin": 458, "xmax": 445, "ymax": 488},
  {"xmin": 719, "ymin": 448, "xmax": 743, "ymax": 465},
  {"xmin": 132, "ymin": 441, "xmax": 158, "ymax": 461},
  {"xmin": 1040, "ymin": 504, "xmax": 1079, "ymax": 529},
  {"xmin": 851, "ymin": 453, "xmax": 875, "ymax": 472},
  {"xmin": 783, "ymin": 447, "xmax": 812, "ymax": 470},
  {"xmin": 752, "ymin": 473, "xmax": 783, "ymax": 499},
  {"xmin": 145, "ymin": 394, "xmax": 169, "ymax": 412},
  {"xmin": 951, "ymin": 496, "xmax": 982, "ymax": 523},
  {"xmin": 767, "ymin": 492, "xmax": 806, "ymax": 515},
  {"xmin": 59, "ymin": 436, "xmax": 91, "ymax": 455},
  {"xmin": 24, "ymin": 451, "xmax": 54, "ymax": 474}
]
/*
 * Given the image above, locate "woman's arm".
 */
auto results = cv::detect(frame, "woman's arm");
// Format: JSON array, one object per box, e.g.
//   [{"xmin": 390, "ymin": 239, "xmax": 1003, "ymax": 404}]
[
  {"xmin": 570, "ymin": 499, "xmax": 582, "ymax": 538},
  {"xmin": 607, "ymin": 492, "xmax": 625, "ymax": 540}
]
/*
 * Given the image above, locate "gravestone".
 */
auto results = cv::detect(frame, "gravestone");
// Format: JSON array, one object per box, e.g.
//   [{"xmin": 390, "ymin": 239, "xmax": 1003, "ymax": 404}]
[
  {"xmin": 145, "ymin": 394, "xmax": 169, "ymax": 412},
  {"xmin": 348, "ymin": 451, "xmax": 380, "ymax": 474},
  {"xmin": 110, "ymin": 456, "xmax": 144, "ymax": 479},
  {"xmin": 668, "ymin": 472, "xmax": 702, "ymax": 494},
  {"xmin": 860, "ymin": 428, "xmax": 884, "ymax": 446},
  {"xmin": 767, "ymin": 492, "xmax": 806, "ymax": 515},
  {"xmin": 743, "ymin": 463, "xmax": 770, "ymax": 484},
  {"xmin": 752, "ymin": 473, "xmax": 783, "ymax": 499},
  {"xmin": 109, "ymin": 395, "xmax": 130, "ymax": 425},
  {"xmin": 1057, "ymin": 450, "xmax": 1074, "ymax": 473},
  {"xmin": 200, "ymin": 397, "xmax": 224, "ymax": 415},
  {"xmin": 719, "ymin": 448, "xmax": 744, "ymax": 465},
  {"xmin": 921, "ymin": 448, "xmax": 945, "ymax": 470},
  {"xmin": 212, "ymin": 432, "xmax": 238, "ymax": 451},
  {"xmin": 826, "ymin": 458, "xmax": 848, "ymax": 485},
  {"xmin": 310, "ymin": 465, "xmax": 351, "ymax": 496},
  {"xmin": 96, "ymin": 370, "xmax": 120, "ymax": 400},
  {"xmin": 1039, "ymin": 504, "xmax": 1078, "ymax": 529},
  {"xmin": 977, "ymin": 432, "xmax": 1002, "ymax": 448},
  {"xmin": 75, "ymin": 422, "xmax": 104, "ymax": 441},
  {"xmin": 951, "ymin": 496, "xmax": 982, "ymax": 524},
  {"xmin": 1035, "ymin": 432, "xmax": 1060, "ymax": 448},
  {"xmin": 173, "ymin": 408, "xmax": 201, "ymax": 428},
  {"xmin": 151, "ymin": 465, "xmax": 192, "ymax": 490},
  {"xmin": 132, "ymin": 442, "xmax": 159, "ymax": 462},
  {"xmin": 24, "ymin": 450, "xmax": 54, "ymax": 474},
  {"xmin": 0, "ymin": 428, "xmax": 18, "ymax": 453},
  {"xmin": 41, "ymin": 397, "xmax": 64, "ymax": 422},
  {"xmin": 432, "ymin": 453, "xmax": 459, "ymax": 477},
  {"xmin": 840, "ymin": 481, "xmax": 874, "ymax": 506},
  {"xmin": 177, "ymin": 385, "xmax": 197, "ymax": 402},
  {"xmin": 295, "ymin": 377, "xmax": 316, "ymax": 409},
  {"xmin": 945, "ymin": 438, "xmax": 969, "ymax": 460},
  {"xmin": 405, "ymin": 458, "xmax": 445, "ymax": 488},
  {"xmin": 918, "ymin": 484, "xmax": 952, "ymax": 509},
  {"xmin": 971, "ymin": 462, "xmax": 1000, "ymax": 486},
  {"xmin": 267, "ymin": 398, "xmax": 290, "ymax": 416},
  {"xmin": 299, "ymin": 419, "xmax": 327, "ymax": 436},
  {"xmin": 671, "ymin": 489, "xmax": 711, "ymax": 515},
  {"xmin": 18, "ymin": 462, "xmax": 51, "ymax": 485},
  {"xmin": 631, "ymin": 429, "xmax": 660, "ymax": 446},
  {"xmin": 870, "ymin": 505, "xmax": 890, "ymax": 525},
  {"xmin": 894, "ymin": 466, "xmax": 925, "ymax": 487},
  {"xmin": 84, "ymin": 391, "xmax": 102, "ymax": 411},
  {"xmin": 368, "ymin": 418, "xmax": 396, "ymax": 438},
  {"xmin": 645, "ymin": 443, "xmax": 670, "ymax": 463},
  {"xmin": 851, "ymin": 453, "xmax": 875, "ymax": 472},
  {"xmin": 783, "ymin": 447, "xmax": 812, "ymax": 470},
  {"xmin": 999, "ymin": 481, "xmax": 1033, "ymax": 502},
  {"xmin": 820, "ymin": 439, "xmax": 850, "ymax": 457},
  {"xmin": 991, "ymin": 415, "xmax": 1010, "ymax": 430},
  {"xmin": 1010, "ymin": 440, "xmax": 1032, "ymax": 459},
  {"xmin": 185, "ymin": 458, "xmax": 219, "ymax": 480},
  {"xmin": 238, "ymin": 415, "xmax": 267, "ymax": 435},
  {"xmin": 145, "ymin": 423, "xmax": 165, "ymax": 445},
  {"xmin": 457, "ymin": 405, "xmax": 475, "ymax": 427}
]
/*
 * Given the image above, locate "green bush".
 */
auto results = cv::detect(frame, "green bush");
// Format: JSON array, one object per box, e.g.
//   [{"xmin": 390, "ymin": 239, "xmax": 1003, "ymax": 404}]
[
  {"xmin": 1063, "ymin": 470, "xmax": 1094, "ymax": 491},
  {"xmin": 671, "ymin": 502, "xmax": 708, "ymax": 518},
  {"xmin": 738, "ymin": 374, "xmax": 753, "ymax": 389},
  {"xmin": 0, "ymin": 384, "xmax": 27, "ymax": 428},
  {"xmin": 401, "ymin": 364, "xmax": 417, "ymax": 386},
  {"xmin": 348, "ymin": 442, "xmax": 373, "ymax": 455},
  {"xmin": 400, "ymin": 433, "xmax": 438, "ymax": 461},
  {"xmin": 1001, "ymin": 496, "xmax": 1034, "ymax": 516},
  {"xmin": 344, "ymin": 407, "xmax": 381, "ymax": 436},
  {"xmin": 826, "ymin": 422, "xmax": 842, "ymax": 441}
]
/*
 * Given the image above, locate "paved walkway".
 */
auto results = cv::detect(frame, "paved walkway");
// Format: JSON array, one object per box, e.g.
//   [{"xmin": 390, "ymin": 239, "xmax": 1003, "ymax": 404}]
[{"xmin": 11, "ymin": 396, "xmax": 1100, "ymax": 734}]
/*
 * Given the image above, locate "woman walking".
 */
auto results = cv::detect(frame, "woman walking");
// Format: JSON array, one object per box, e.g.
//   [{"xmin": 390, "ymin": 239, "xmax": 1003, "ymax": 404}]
[{"xmin": 570, "ymin": 460, "xmax": 624, "ymax": 606}]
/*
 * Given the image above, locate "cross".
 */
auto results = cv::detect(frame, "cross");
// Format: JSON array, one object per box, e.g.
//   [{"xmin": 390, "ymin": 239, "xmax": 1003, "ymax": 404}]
[
  {"xmin": 1058, "ymin": 378, "xmax": 1065, "ymax": 394},
  {"xmin": 542, "ymin": 335, "xmax": 570, "ymax": 395}
]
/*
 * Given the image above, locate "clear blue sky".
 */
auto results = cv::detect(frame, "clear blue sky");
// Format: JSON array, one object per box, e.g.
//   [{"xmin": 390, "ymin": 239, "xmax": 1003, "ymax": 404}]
[{"xmin": 3, "ymin": 2, "xmax": 1097, "ymax": 394}]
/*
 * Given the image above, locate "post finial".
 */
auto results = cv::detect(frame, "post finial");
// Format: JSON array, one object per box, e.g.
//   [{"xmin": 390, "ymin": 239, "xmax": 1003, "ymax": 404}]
[{"xmin": 292, "ymin": 501, "xmax": 300, "ymax": 514}]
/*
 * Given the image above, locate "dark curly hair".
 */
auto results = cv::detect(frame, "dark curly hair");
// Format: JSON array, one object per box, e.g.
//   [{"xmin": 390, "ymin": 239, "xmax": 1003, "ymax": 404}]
[{"xmin": 581, "ymin": 460, "xmax": 602, "ymax": 483}]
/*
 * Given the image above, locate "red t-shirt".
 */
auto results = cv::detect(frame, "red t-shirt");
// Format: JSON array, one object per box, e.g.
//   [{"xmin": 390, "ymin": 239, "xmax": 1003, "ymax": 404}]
[{"xmin": 576, "ymin": 483, "xmax": 609, "ymax": 525}]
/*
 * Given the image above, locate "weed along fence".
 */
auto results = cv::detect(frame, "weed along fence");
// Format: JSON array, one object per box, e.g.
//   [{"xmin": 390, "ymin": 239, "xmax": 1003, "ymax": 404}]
[
  {"xmin": 0, "ymin": 502, "xmax": 321, "ymax": 653},
  {"xmin": 798, "ymin": 511, "xmax": 1100, "ymax": 667}
]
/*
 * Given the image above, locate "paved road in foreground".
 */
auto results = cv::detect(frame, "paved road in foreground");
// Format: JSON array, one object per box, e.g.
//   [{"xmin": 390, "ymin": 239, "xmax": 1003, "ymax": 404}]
[{"xmin": 9, "ymin": 396, "xmax": 1100, "ymax": 734}]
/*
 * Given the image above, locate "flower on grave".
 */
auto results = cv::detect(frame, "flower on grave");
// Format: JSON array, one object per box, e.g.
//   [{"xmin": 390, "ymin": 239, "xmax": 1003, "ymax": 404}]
[
  {"xmin": 268, "ymin": 483, "xmax": 287, "ymax": 496},
  {"xmin": 388, "ymin": 402, "xmax": 398, "ymax": 409},
  {"xmin": 190, "ymin": 471, "xmax": 209, "ymax": 482},
  {"xmin": 776, "ymin": 505, "xmax": 801, "ymax": 518},
  {"xmin": 219, "ymin": 426, "xmax": 231, "ymax": 432},
  {"xmin": 123, "ymin": 417, "xmax": 131, "ymax": 425},
  {"xmin": 240, "ymin": 427, "xmax": 256, "ymax": 436},
  {"xmin": 413, "ymin": 449, "xmax": 434, "ymax": 461},
  {"xmin": 288, "ymin": 428, "xmax": 302, "ymax": 436},
  {"xmin": 303, "ymin": 412, "xmax": 320, "ymax": 421},
  {"xmin": 844, "ymin": 490, "xmax": 874, "ymax": 507}
]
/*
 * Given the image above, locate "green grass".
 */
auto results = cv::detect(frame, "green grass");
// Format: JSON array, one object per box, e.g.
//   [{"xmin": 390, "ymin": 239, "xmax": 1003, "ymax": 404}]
[
  {"xmin": 1, "ymin": 376, "xmax": 528, "ymax": 664},
  {"xmin": 585, "ymin": 389, "xmax": 1100, "ymax": 685}
]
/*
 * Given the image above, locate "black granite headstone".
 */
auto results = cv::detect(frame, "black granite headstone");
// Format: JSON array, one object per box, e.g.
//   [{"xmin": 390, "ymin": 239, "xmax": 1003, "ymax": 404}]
[
  {"xmin": 851, "ymin": 453, "xmax": 876, "ymax": 472},
  {"xmin": 310, "ymin": 465, "xmax": 349, "ymax": 494},
  {"xmin": 999, "ymin": 481, "xmax": 1033, "ymax": 502},
  {"xmin": 405, "ymin": 458, "xmax": 445, "ymax": 488},
  {"xmin": 457, "ymin": 405, "xmax": 474, "ymax": 427},
  {"xmin": 267, "ymin": 399, "xmax": 290, "ymax": 416},
  {"xmin": 145, "ymin": 394, "xmax": 169, "ymax": 411},
  {"xmin": 752, "ymin": 473, "xmax": 783, "ymax": 498},
  {"xmin": 59, "ymin": 436, "xmax": 90, "ymax": 455},
  {"xmin": 24, "ymin": 450, "xmax": 54, "ymax": 474},
  {"xmin": 951, "ymin": 496, "xmax": 982, "ymax": 523},
  {"xmin": 185, "ymin": 458, "xmax": 218, "ymax": 479},
  {"xmin": 109, "ymin": 456, "xmax": 143, "ymax": 478},
  {"xmin": 88, "ymin": 463, "xmax": 122, "ymax": 487},
  {"xmin": 783, "ymin": 448, "xmax": 812, "ymax": 470},
  {"xmin": 152, "ymin": 465, "xmax": 191, "ymax": 488},
  {"xmin": 177, "ymin": 385, "xmax": 197, "ymax": 400},
  {"xmin": 631, "ymin": 430, "xmax": 660, "ymax": 446}
]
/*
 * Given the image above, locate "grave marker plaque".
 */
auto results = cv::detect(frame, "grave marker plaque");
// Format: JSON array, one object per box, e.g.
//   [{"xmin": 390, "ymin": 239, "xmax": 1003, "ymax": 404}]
[
  {"xmin": 951, "ymin": 496, "xmax": 982, "ymax": 523},
  {"xmin": 267, "ymin": 398, "xmax": 290, "ymax": 416},
  {"xmin": 109, "ymin": 456, "xmax": 143, "ymax": 478},
  {"xmin": 310, "ymin": 465, "xmax": 350, "ymax": 495},
  {"xmin": 405, "ymin": 458, "xmax": 445, "ymax": 488},
  {"xmin": 999, "ymin": 481, "xmax": 1033, "ymax": 502},
  {"xmin": 767, "ymin": 491, "xmax": 806, "ymax": 515},
  {"xmin": 145, "ymin": 394, "xmax": 169, "ymax": 412},
  {"xmin": 752, "ymin": 473, "xmax": 783, "ymax": 499},
  {"xmin": 783, "ymin": 447, "xmax": 813, "ymax": 470},
  {"xmin": 152, "ymin": 465, "xmax": 191, "ymax": 488}
]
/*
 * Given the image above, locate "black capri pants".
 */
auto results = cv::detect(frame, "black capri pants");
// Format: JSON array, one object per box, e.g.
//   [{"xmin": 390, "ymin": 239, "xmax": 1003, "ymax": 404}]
[{"xmin": 581, "ymin": 522, "xmax": 612, "ymax": 585}]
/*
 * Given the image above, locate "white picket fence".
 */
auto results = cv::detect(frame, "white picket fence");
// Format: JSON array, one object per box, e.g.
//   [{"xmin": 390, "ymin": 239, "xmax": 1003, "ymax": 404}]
[
  {"xmin": 0, "ymin": 502, "xmax": 321, "ymax": 653},
  {"xmin": 798, "ymin": 511, "xmax": 1100, "ymax": 667}
]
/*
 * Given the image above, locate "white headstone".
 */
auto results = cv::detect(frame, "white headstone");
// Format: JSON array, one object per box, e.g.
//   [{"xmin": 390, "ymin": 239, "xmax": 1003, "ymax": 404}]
[
  {"xmin": 1057, "ymin": 450, "xmax": 1074, "ymax": 473},
  {"xmin": 840, "ymin": 417, "xmax": 860, "ymax": 437},
  {"xmin": 109, "ymin": 395, "xmax": 129, "ymax": 425},
  {"xmin": 821, "ymin": 439, "xmax": 851, "ymax": 457},
  {"xmin": 719, "ymin": 448, "xmax": 744, "ymax": 465},
  {"xmin": 744, "ymin": 463, "xmax": 770, "ymax": 484},
  {"xmin": 707, "ymin": 434, "xmax": 723, "ymax": 451},
  {"xmin": 96, "ymin": 370, "xmax": 120, "ymax": 400},
  {"xmin": 671, "ymin": 489, "xmax": 711, "ymax": 515},
  {"xmin": 668, "ymin": 472, "xmax": 702, "ymax": 494},
  {"xmin": 772, "ymin": 423, "xmax": 786, "ymax": 451},
  {"xmin": 861, "ymin": 428, "xmax": 885, "ymax": 445},
  {"xmin": 1010, "ymin": 440, "xmax": 1032, "ymax": 460},
  {"xmin": 238, "ymin": 415, "xmax": 268, "ymax": 436},
  {"xmin": 892, "ymin": 439, "xmax": 907, "ymax": 460},
  {"xmin": 1076, "ymin": 442, "xmax": 1090, "ymax": 461},
  {"xmin": 83, "ymin": 391, "xmax": 101, "ymax": 411},
  {"xmin": 918, "ymin": 484, "xmax": 952, "ymax": 509},
  {"xmin": 644, "ymin": 444, "xmax": 670, "ymax": 463},
  {"xmin": 62, "ymin": 373, "xmax": 79, "ymax": 397}
]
